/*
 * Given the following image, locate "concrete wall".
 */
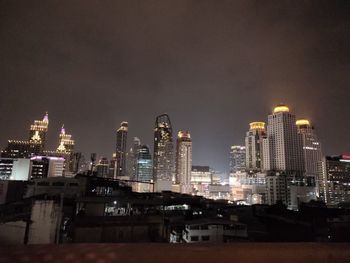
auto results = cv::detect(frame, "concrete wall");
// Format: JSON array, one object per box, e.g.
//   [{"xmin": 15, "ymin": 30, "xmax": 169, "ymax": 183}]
[
  {"xmin": 0, "ymin": 221, "xmax": 26, "ymax": 245},
  {"xmin": 28, "ymin": 200, "xmax": 60, "ymax": 244},
  {"xmin": 74, "ymin": 224, "xmax": 161, "ymax": 243}
]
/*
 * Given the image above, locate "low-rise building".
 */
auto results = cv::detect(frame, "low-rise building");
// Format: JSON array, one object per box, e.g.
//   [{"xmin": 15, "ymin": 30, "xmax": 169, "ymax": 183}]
[{"xmin": 181, "ymin": 219, "xmax": 247, "ymax": 243}]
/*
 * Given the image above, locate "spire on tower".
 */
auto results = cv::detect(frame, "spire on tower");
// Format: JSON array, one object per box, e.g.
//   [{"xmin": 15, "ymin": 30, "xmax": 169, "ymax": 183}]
[
  {"xmin": 61, "ymin": 124, "xmax": 65, "ymax": 135},
  {"xmin": 43, "ymin": 112, "xmax": 49, "ymax": 123}
]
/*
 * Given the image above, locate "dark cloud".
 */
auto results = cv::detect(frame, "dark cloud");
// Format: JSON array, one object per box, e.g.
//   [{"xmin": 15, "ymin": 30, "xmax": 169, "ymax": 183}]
[{"xmin": 0, "ymin": 0, "xmax": 349, "ymax": 171}]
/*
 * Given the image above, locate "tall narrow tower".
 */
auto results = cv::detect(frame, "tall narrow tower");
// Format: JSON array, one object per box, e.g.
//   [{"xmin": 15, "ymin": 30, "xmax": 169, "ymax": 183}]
[
  {"xmin": 56, "ymin": 124, "xmax": 75, "ymax": 175},
  {"xmin": 153, "ymin": 114, "xmax": 174, "ymax": 192},
  {"xmin": 56, "ymin": 125, "xmax": 75, "ymax": 154},
  {"xmin": 176, "ymin": 131, "xmax": 192, "ymax": 194},
  {"xmin": 245, "ymin": 122, "xmax": 267, "ymax": 172},
  {"xmin": 267, "ymin": 104, "xmax": 304, "ymax": 174},
  {"xmin": 116, "ymin": 121, "xmax": 128, "ymax": 177},
  {"xmin": 126, "ymin": 137, "xmax": 141, "ymax": 180}
]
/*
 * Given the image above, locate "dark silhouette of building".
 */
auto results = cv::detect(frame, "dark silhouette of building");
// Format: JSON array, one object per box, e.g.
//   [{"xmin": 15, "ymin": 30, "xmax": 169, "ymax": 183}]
[{"xmin": 115, "ymin": 122, "xmax": 128, "ymax": 177}]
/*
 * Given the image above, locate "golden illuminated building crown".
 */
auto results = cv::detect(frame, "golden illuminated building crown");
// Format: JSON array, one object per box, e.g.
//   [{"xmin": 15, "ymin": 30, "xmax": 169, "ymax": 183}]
[
  {"xmin": 296, "ymin": 119, "xmax": 310, "ymax": 126},
  {"xmin": 178, "ymin": 131, "xmax": 191, "ymax": 139},
  {"xmin": 30, "ymin": 112, "xmax": 49, "ymax": 132},
  {"xmin": 249, "ymin": 122, "xmax": 265, "ymax": 130},
  {"xmin": 273, "ymin": 104, "xmax": 290, "ymax": 114}
]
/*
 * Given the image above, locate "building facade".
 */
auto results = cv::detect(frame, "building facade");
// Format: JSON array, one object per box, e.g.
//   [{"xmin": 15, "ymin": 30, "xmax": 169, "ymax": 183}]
[
  {"xmin": 1, "ymin": 140, "xmax": 42, "ymax": 158},
  {"xmin": 175, "ymin": 131, "xmax": 192, "ymax": 194},
  {"xmin": 115, "ymin": 121, "xmax": 128, "ymax": 177},
  {"xmin": 96, "ymin": 157, "xmax": 110, "ymax": 178},
  {"xmin": 0, "ymin": 158, "xmax": 31, "ymax": 180},
  {"xmin": 126, "ymin": 137, "xmax": 141, "ymax": 180},
  {"xmin": 229, "ymin": 146, "xmax": 246, "ymax": 173},
  {"xmin": 1, "ymin": 113, "xmax": 49, "ymax": 158},
  {"xmin": 320, "ymin": 155, "xmax": 350, "ymax": 206},
  {"xmin": 245, "ymin": 122, "xmax": 267, "ymax": 172},
  {"xmin": 136, "ymin": 145, "xmax": 153, "ymax": 182},
  {"xmin": 56, "ymin": 125, "xmax": 75, "ymax": 175},
  {"xmin": 267, "ymin": 105, "xmax": 304, "ymax": 175},
  {"xmin": 29, "ymin": 112, "xmax": 49, "ymax": 153},
  {"xmin": 153, "ymin": 114, "xmax": 174, "ymax": 192},
  {"xmin": 30, "ymin": 156, "xmax": 64, "ymax": 178},
  {"xmin": 296, "ymin": 119, "xmax": 323, "ymax": 178}
]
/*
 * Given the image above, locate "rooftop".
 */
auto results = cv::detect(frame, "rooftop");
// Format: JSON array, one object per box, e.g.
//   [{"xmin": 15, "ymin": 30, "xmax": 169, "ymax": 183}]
[{"xmin": 0, "ymin": 243, "xmax": 349, "ymax": 263}]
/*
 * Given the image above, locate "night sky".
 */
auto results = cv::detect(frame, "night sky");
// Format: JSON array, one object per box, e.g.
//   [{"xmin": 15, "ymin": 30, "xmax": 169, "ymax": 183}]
[{"xmin": 1, "ymin": 0, "xmax": 349, "ymax": 172}]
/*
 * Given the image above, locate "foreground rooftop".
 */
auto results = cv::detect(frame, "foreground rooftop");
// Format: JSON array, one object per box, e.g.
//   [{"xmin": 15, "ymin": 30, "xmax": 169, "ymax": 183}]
[{"xmin": 0, "ymin": 243, "xmax": 349, "ymax": 263}]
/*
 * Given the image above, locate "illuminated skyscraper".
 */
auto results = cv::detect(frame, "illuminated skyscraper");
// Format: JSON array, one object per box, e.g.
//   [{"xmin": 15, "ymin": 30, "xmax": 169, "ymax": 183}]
[
  {"xmin": 1, "ymin": 140, "xmax": 41, "ymax": 158},
  {"xmin": 175, "ymin": 131, "xmax": 192, "ymax": 194},
  {"xmin": 56, "ymin": 125, "xmax": 75, "ymax": 175},
  {"xmin": 29, "ymin": 112, "xmax": 49, "ymax": 152},
  {"xmin": 320, "ymin": 155, "xmax": 350, "ymax": 206},
  {"xmin": 136, "ymin": 145, "xmax": 153, "ymax": 182},
  {"xmin": 229, "ymin": 146, "xmax": 246, "ymax": 173},
  {"xmin": 267, "ymin": 104, "xmax": 304, "ymax": 174},
  {"xmin": 115, "ymin": 121, "xmax": 128, "ymax": 177},
  {"xmin": 153, "ymin": 114, "xmax": 174, "ymax": 192},
  {"xmin": 56, "ymin": 125, "xmax": 75, "ymax": 154},
  {"xmin": 1, "ymin": 112, "xmax": 48, "ymax": 158},
  {"xmin": 245, "ymin": 122, "xmax": 267, "ymax": 172},
  {"xmin": 296, "ymin": 119, "xmax": 323, "ymax": 177}
]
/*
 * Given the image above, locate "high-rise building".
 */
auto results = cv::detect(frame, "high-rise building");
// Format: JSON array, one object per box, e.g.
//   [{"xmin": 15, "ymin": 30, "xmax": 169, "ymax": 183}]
[
  {"xmin": 115, "ymin": 121, "xmax": 128, "ymax": 177},
  {"xmin": 96, "ymin": 157, "xmax": 109, "ymax": 178},
  {"xmin": 175, "ymin": 131, "xmax": 192, "ymax": 194},
  {"xmin": 70, "ymin": 152, "xmax": 83, "ymax": 174},
  {"xmin": 136, "ymin": 145, "xmax": 153, "ymax": 182},
  {"xmin": 229, "ymin": 146, "xmax": 246, "ymax": 173},
  {"xmin": 56, "ymin": 125, "xmax": 75, "ymax": 154},
  {"xmin": 29, "ymin": 112, "xmax": 49, "ymax": 153},
  {"xmin": 153, "ymin": 114, "xmax": 174, "ymax": 192},
  {"xmin": 1, "ymin": 112, "xmax": 48, "ymax": 158},
  {"xmin": 55, "ymin": 125, "xmax": 75, "ymax": 175},
  {"xmin": 245, "ymin": 122, "xmax": 267, "ymax": 172},
  {"xmin": 30, "ymin": 156, "xmax": 65, "ymax": 178},
  {"xmin": 319, "ymin": 155, "xmax": 350, "ymax": 206},
  {"xmin": 262, "ymin": 137, "xmax": 270, "ymax": 171},
  {"xmin": 0, "ymin": 158, "xmax": 31, "ymax": 180},
  {"xmin": 267, "ymin": 104, "xmax": 304, "ymax": 174},
  {"xmin": 296, "ymin": 119, "xmax": 323, "ymax": 178},
  {"xmin": 265, "ymin": 172, "xmax": 289, "ymax": 206},
  {"xmin": 1, "ymin": 140, "xmax": 41, "ymax": 158},
  {"xmin": 126, "ymin": 137, "xmax": 141, "ymax": 180},
  {"xmin": 191, "ymin": 166, "xmax": 212, "ymax": 197}
]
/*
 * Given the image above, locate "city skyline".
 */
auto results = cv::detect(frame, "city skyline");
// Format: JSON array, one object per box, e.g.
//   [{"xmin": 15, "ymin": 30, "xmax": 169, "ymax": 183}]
[
  {"xmin": 0, "ymin": 103, "xmax": 344, "ymax": 173},
  {"xmin": 1, "ymin": 1, "xmax": 349, "ymax": 172}
]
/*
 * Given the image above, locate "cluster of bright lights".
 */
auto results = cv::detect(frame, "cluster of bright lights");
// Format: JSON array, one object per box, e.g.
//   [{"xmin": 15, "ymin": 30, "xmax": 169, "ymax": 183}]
[
  {"xmin": 30, "ymin": 156, "xmax": 65, "ymax": 161},
  {"xmin": 273, "ymin": 105, "xmax": 290, "ymax": 113},
  {"xmin": 57, "ymin": 125, "xmax": 75, "ymax": 152},
  {"xmin": 30, "ymin": 114, "xmax": 49, "ymax": 131},
  {"xmin": 249, "ymin": 122, "xmax": 265, "ymax": 130},
  {"xmin": 178, "ymin": 131, "xmax": 191, "ymax": 139},
  {"xmin": 296, "ymin": 119, "xmax": 310, "ymax": 126},
  {"xmin": 8, "ymin": 140, "xmax": 41, "ymax": 144}
]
